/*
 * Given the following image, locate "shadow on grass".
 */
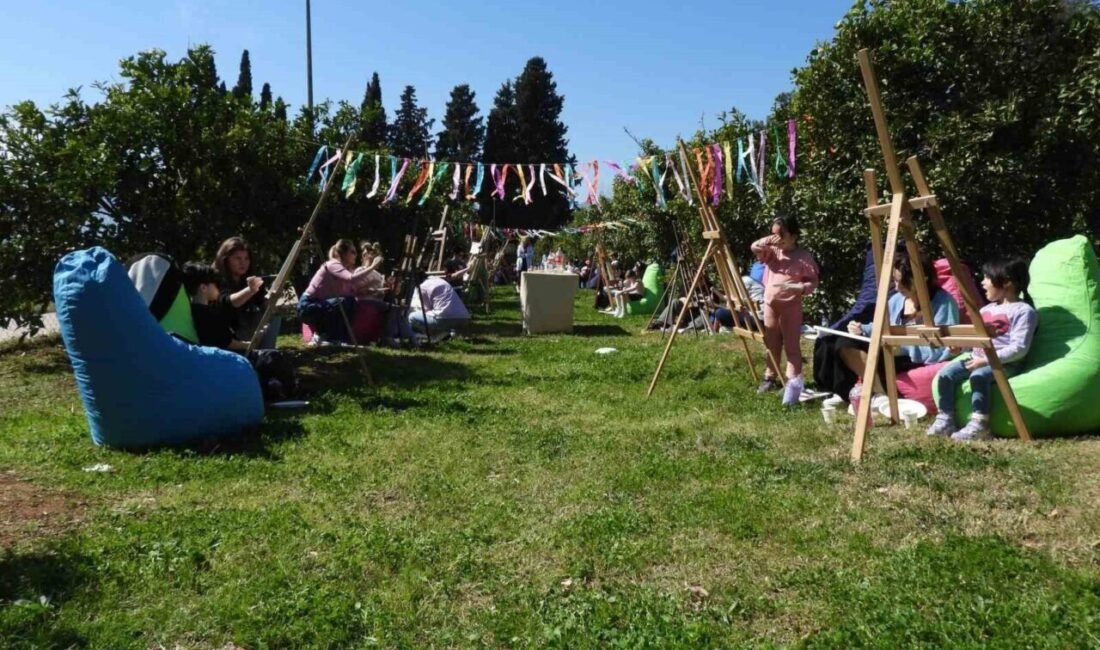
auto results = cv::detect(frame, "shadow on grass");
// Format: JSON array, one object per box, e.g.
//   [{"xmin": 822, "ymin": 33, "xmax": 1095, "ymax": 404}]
[
  {"xmin": 0, "ymin": 547, "xmax": 91, "ymax": 647},
  {"xmin": 296, "ymin": 346, "xmax": 474, "ymax": 394},
  {"xmin": 571, "ymin": 324, "xmax": 632, "ymax": 337}
]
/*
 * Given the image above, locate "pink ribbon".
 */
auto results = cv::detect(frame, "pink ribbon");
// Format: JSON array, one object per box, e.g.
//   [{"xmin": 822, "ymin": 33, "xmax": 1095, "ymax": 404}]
[
  {"xmin": 586, "ymin": 161, "xmax": 600, "ymax": 206},
  {"xmin": 383, "ymin": 158, "xmax": 411, "ymax": 204},
  {"xmin": 788, "ymin": 119, "xmax": 797, "ymax": 178},
  {"xmin": 711, "ymin": 144, "xmax": 723, "ymax": 205},
  {"xmin": 490, "ymin": 164, "xmax": 504, "ymax": 199}
]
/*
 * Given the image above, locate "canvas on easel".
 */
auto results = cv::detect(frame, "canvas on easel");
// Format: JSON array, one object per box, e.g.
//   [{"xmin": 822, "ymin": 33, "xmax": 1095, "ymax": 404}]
[
  {"xmin": 646, "ymin": 140, "xmax": 781, "ymax": 396},
  {"xmin": 850, "ymin": 49, "xmax": 1031, "ymax": 461}
]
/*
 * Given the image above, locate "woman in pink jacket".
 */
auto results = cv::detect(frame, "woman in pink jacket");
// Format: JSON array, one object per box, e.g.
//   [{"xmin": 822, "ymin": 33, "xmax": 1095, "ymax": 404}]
[
  {"xmin": 751, "ymin": 215, "xmax": 819, "ymax": 405},
  {"xmin": 298, "ymin": 239, "xmax": 374, "ymax": 345}
]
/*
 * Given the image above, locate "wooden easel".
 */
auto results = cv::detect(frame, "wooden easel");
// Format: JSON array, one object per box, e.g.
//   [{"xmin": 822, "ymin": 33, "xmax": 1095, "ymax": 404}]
[
  {"xmin": 850, "ymin": 49, "xmax": 1031, "ymax": 461},
  {"xmin": 463, "ymin": 225, "xmax": 494, "ymax": 313},
  {"xmin": 246, "ymin": 136, "xmax": 374, "ymax": 384},
  {"xmin": 424, "ymin": 206, "xmax": 450, "ymax": 273},
  {"xmin": 647, "ymin": 140, "xmax": 779, "ymax": 396},
  {"xmin": 643, "ymin": 228, "xmax": 709, "ymax": 338}
]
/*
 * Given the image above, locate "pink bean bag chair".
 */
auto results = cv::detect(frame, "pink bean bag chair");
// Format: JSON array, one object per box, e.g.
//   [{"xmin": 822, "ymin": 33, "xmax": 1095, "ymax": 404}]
[{"xmin": 893, "ymin": 259, "xmax": 981, "ymax": 412}]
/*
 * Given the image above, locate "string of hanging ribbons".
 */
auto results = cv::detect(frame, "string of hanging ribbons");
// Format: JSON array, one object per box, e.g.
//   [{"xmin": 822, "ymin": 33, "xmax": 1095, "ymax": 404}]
[{"xmin": 308, "ymin": 119, "xmax": 797, "ymax": 207}]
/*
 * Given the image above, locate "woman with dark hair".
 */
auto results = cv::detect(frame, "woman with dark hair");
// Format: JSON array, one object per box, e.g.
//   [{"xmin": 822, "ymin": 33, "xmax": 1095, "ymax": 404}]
[
  {"xmin": 823, "ymin": 250, "xmax": 960, "ymax": 404},
  {"xmin": 927, "ymin": 256, "xmax": 1037, "ymax": 440},
  {"xmin": 213, "ymin": 236, "xmax": 278, "ymax": 348}
]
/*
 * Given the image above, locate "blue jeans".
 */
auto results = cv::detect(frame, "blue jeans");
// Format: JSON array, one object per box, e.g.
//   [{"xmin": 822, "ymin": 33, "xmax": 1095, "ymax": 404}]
[
  {"xmin": 936, "ymin": 358, "xmax": 1019, "ymax": 416},
  {"xmin": 408, "ymin": 312, "xmax": 469, "ymax": 340},
  {"xmin": 297, "ymin": 294, "xmax": 356, "ymax": 343}
]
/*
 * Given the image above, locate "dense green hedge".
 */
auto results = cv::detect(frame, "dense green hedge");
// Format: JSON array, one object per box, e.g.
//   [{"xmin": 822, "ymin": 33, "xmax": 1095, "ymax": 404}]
[{"xmin": 570, "ymin": 0, "xmax": 1100, "ymax": 322}]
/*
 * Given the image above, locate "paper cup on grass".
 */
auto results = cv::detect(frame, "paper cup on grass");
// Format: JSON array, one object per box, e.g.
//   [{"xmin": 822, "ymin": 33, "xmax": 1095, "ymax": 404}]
[{"xmin": 821, "ymin": 406, "xmax": 837, "ymax": 424}]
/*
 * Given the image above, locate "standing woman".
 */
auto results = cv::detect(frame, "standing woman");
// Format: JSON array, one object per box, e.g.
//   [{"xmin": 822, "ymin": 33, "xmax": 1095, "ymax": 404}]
[
  {"xmin": 515, "ymin": 236, "xmax": 535, "ymax": 287},
  {"xmin": 751, "ymin": 215, "xmax": 820, "ymax": 405},
  {"xmin": 213, "ymin": 236, "xmax": 279, "ymax": 349}
]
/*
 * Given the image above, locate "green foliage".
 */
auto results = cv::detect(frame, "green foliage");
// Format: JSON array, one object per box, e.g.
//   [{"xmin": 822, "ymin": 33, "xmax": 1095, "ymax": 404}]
[
  {"xmin": 598, "ymin": 0, "xmax": 1100, "ymax": 320},
  {"xmin": 231, "ymin": 49, "xmax": 252, "ymax": 100},
  {"xmin": 0, "ymin": 47, "xmax": 441, "ymax": 333},
  {"xmin": 358, "ymin": 71, "xmax": 388, "ymax": 148},
  {"xmin": 388, "ymin": 85, "xmax": 434, "ymax": 158},
  {"xmin": 435, "ymin": 84, "xmax": 484, "ymax": 161},
  {"xmin": 259, "ymin": 82, "xmax": 272, "ymax": 110},
  {"xmin": 479, "ymin": 58, "xmax": 573, "ymax": 228}
]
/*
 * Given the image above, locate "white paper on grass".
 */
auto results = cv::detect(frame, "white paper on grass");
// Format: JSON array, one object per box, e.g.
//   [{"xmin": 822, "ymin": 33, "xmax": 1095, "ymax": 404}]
[{"xmin": 595, "ymin": 347, "xmax": 618, "ymax": 355}]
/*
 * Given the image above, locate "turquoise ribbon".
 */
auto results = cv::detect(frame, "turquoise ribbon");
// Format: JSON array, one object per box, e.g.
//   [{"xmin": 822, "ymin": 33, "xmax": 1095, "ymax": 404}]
[
  {"xmin": 773, "ymin": 126, "xmax": 789, "ymax": 178},
  {"xmin": 472, "ymin": 162, "xmax": 485, "ymax": 199},
  {"xmin": 736, "ymin": 139, "xmax": 747, "ymax": 183},
  {"xmin": 651, "ymin": 156, "xmax": 666, "ymax": 209},
  {"xmin": 305, "ymin": 146, "xmax": 327, "ymax": 184}
]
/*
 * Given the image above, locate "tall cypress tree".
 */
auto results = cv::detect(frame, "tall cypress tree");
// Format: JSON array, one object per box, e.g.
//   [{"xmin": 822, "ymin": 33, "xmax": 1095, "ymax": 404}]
[
  {"xmin": 435, "ymin": 84, "xmax": 484, "ymax": 161},
  {"xmin": 480, "ymin": 59, "xmax": 571, "ymax": 227},
  {"xmin": 259, "ymin": 82, "xmax": 272, "ymax": 110},
  {"xmin": 481, "ymin": 82, "xmax": 518, "ymax": 163},
  {"xmin": 232, "ymin": 49, "xmax": 252, "ymax": 100},
  {"xmin": 389, "ymin": 85, "xmax": 434, "ymax": 158},
  {"xmin": 359, "ymin": 72, "xmax": 388, "ymax": 148},
  {"xmin": 514, "ymin": 57, "xmax": 569, "ymax": 163},
  {"xmin": 274, "ymin": 97, "xmax": 288, "ymax": 122}
]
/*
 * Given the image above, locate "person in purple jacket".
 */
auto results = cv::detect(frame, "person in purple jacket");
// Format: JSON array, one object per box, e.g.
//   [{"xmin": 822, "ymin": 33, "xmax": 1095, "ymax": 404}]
[{"xmin": 927, "ymin": 257, "xmax": 1039, "ymax": 441}]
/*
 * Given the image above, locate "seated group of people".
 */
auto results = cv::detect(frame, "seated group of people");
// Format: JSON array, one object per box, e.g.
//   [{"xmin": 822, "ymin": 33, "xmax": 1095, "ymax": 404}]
[
  {"xmin": 814, "ymin": 250, "xmax": 1037, "ymax": 441},
  {"xmin": 178, "ymin": 236, "xmax": 471, "ymax": 354}
]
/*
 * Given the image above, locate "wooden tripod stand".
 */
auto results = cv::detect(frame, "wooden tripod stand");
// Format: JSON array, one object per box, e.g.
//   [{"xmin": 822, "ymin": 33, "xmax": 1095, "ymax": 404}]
[
  {"xmin": 424, "ymin": 206, "xmax": 450, "ymax": 273},
  {"xmin": 644, "ymin": 225, "xmax": 710, "ymax": 337},
  {"xmin": 647, "ymin": 140, "xmax": 780, "ymax": 397},
  {"xmin": 850, "ymin": 49, "xmax": 1031, "ymax": 461}
]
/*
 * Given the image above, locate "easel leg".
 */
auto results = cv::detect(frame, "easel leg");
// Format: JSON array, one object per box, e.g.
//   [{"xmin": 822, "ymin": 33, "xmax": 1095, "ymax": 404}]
[
  {"xmin": 882, "ymin": 345, "xmax": 900, "ymax": 423},
  {"xmin": 986, "ymin": 350, "xmax": 1032, "ymax": 441},
  {"xmin": 852, "ymin": 194, "xmax": 905, "ymax": 461},
  {"xmin": 648, "ymin": 242, "xmax": 715, "ymax": 397}
]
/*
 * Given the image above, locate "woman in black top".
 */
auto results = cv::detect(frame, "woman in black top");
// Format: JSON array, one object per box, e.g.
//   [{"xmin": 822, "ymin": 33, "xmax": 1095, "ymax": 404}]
[{"xmin": 213, "ymin": 236, "xmax": 278, "ymax": 348}]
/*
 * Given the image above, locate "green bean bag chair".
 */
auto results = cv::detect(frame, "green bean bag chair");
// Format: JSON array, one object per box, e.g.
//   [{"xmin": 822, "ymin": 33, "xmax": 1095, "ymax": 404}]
[
  {"xmin": 936, "ymin": 235, "xmax": 1100, "ymax": 437},
  {"xmin": 626, "ymin": 263, "xmax": 664, "ymax": 316}
]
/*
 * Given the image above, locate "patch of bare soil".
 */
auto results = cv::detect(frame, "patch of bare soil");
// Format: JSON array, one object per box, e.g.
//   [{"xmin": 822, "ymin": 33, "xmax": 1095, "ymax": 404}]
[{"xmin": 0, "ymin": 471, "xmax": 89, "ymax": 548}]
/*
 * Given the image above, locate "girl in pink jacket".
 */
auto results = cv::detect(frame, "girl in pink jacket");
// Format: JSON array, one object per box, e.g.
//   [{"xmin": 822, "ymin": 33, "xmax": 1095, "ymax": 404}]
[{"xmin": 751, "ymin": 215, "xmax": 819, "ymax": 405}]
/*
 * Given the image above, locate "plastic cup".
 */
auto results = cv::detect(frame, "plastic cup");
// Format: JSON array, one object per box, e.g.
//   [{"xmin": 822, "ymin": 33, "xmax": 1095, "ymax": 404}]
[
  {"xmin": 821, "ymin": 406, "xmax": 836, "ymax": 424},
  {"xmin": 902, "ymin": 412, "xmax": 918, "ymax": 429}
]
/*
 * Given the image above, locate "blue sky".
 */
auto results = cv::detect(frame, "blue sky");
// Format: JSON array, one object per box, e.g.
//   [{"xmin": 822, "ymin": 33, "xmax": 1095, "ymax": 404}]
[{"xmin": 2, "ymin": 0, "xmax": 854, "ymax": 168}]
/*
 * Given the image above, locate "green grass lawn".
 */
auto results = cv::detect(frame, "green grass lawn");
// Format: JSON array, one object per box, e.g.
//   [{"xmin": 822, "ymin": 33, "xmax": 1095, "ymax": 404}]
[{"xmin": 2, "ymin": 288, "xmax": 1099, "ymax": 648}]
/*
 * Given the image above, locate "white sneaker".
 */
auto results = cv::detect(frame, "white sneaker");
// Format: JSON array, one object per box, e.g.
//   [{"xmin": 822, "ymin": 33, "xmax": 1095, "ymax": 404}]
[
  {"xmin": 926, "ymin": 412, "xmax": 956, "ymax": 437},
  {"xmin": 951, "ymin": 417, "xmax": 992, "ymax": 441},
  {"xmin": 782, "ymin": 376, "xmax": 805, "ymax": 406},
  {"xmin": 823, "ymin": 394, "xmax": 846, "ymax": 409}
]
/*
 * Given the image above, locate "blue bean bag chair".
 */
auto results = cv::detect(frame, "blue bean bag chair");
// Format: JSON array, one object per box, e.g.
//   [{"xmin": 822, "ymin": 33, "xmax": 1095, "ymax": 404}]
[{"xmin": 54, "ymin": 247, "xmax": 264, "ymax": 448}]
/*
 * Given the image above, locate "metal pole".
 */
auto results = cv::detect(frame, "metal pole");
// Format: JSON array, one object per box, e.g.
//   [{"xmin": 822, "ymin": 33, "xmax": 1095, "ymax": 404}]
[{"xmin": 305, "ymin": 0, "xmax": 314, "ymax": 113}]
